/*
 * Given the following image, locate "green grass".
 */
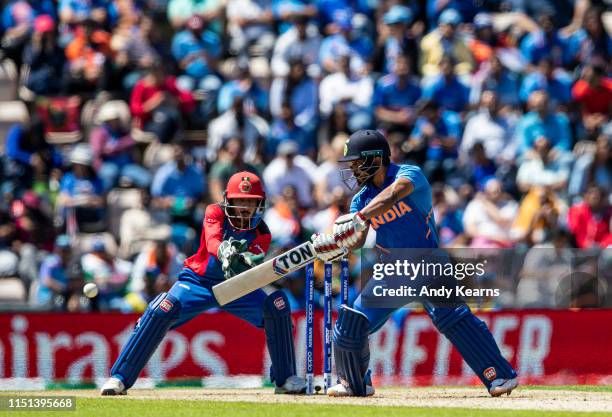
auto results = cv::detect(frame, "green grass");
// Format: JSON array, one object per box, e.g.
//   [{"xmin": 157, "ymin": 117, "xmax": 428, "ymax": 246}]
[{"xmin": 2, "ymin": 399, "xmax": 610, "ymax": 417}]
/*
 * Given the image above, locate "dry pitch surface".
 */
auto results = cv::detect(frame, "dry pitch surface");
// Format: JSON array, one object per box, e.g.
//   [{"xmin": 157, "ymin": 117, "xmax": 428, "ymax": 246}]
[{"xmin": 42, "ymin": 387, "xmax": 612, "ymax": 413}]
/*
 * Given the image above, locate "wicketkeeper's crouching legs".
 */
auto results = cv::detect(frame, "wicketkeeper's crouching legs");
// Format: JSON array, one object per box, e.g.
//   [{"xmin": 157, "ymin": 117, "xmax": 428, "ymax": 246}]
[
  {"xmin": 262, "ymin": 290, "xmax": 305, "ymax": 393},
  {"xmin": 102, "ymin": 292, "xmax": 182, "ymax": 395},
  {"xmin": 102, "ymin": 277, "xmax": 305, "ymax": 395}
]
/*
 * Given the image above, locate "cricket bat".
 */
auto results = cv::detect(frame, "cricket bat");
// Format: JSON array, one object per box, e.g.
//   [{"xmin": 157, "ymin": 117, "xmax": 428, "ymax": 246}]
[{"xmin": 212, "ymin": 241, "xmax": 317, "ymax": 305}]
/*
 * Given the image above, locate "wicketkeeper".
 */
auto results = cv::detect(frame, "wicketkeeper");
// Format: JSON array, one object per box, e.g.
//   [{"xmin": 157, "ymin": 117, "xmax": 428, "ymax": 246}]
[{"xmin": 101, "ymin": 171, "xmax": 306, "ymax": 395}]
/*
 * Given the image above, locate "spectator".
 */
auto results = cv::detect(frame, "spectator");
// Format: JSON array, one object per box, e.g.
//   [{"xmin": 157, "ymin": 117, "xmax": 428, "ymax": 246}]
[
  {"xmin": 171, "ymin": 15, "xmax": 222, "ymax": 94},
  {"xmin": 516, "ymin": 137, "xmax": 572, "ymax": 193},
  {"xmin": 462, "ymin": 142, "xmax": 497, "ymax": 190},
  {"xmin": 207, "ymin": 92, "xmax": 270, "ymax": 163},
  {"xmin": 114, "ymin": 13, "xmax": 166, "ymax": 88},
  {"xmin": 11, "ymin": 190, "xmax": 55, "ymax": 251},
  {"xmin": 126, "ymin": 240, "xmax": 182, "ymax": 312},
  {"xmin": 514, "ymin": 90, "xmax": 572, "ymax": 156},
  {"xmin": 422, "ymin": 56, "xmax": 470, "ymax": 113},
  {"xmin": 318, "ymin": 101, "xmax": 350, "ymax": 146},
  {"xmin": 513, "ymin": 187, "xmax": 564, "ymax": 246},
  {"xmin": 318, "ymin": 10, "xmax": 372, "ymax": 74},
  {"xmin": 519, "ymin": 13, "xmax": 572, "ymax": 68},
  {"xmin": 262, "ymin": 140, "xmax": 316, "ymax": 208},
  {"xmin": 268, "ymin": 103, "xmax": 312, "ymax": 157},
  {"xmin": 264, "ymin": 185, "xmax": 304, "ymax": 246},
  {"xmin": 372, "ymin": 54, "xmax": 421, "ymax": 132},
  {"xmin": 217, "ymin": 59, "xmax": 268, "ymax": 116},
  {"xmin": 5, "ymin": 117, "xmax": 62, "ymax": 192},
  {"xmin": 569, "ymin": 135, "xmax": 611, "ymax": 198},
  {"xmin": 0, "ymin": 206, "xmax": 18, "ymax": 279},
  {"xmin": 226, "ymin": 0, "xmax": 275, "ymax": 56},
  {"xmin": 461, "ymin": 90, "xmax": 517, "ymax": 164},
  {"xmin": 167, "ymin": 0, "xmax": 222, "ymax": 30},
  {"xmin": 151, "ymin": 142, "xmax": 205, "ymax": 252},
  {"xmin": 63, "ymin": 19, "xmax": 113, "ymax": 93},
  {"xmin": 271, "ymin": 14, "xmax": 321, "ymax": 77},
  {"xmin": 376, "ymin": 5, "xmax": 418, "ymax": 75},
  {"xmin": 319, "ymin": 53, "xmax": 373, "ymax": 133},
  {"xmin": 270, "ymin": 57, "xmax": 318, "ymax": 134},
  {"xmin": 272, "ymin": 0, "xmax": 317, "ymax": 35},
  {"xmin": 130, "ymin": 63, "xmax": 196, "ymax": 142},
  {"xmin": 316, "ymin": 0, "xmax": 353, "ymax": 31},
  {"xmin": 81, "ymin": 240, "xmax": 132, "ymax": 311},
  {"xmin": 426, "ymin": 0, "xmax": 479, "ymax": 26},
  {"xmin": 57, "ymin": 144, "xmax": 106, "ymax": 233},
  {"xmin": 10, "ymin": 190, "xmax": 56, "ymax": 297},
  {"xmin": 303, "ymin": 186, "xmax": 350, "ymax": 237},
  {"xmin": 519, "ymin": 57, "xmax": 573, "ymax": 109},
  {"xmin": 409, "ymin": 100, "xmax": 462, "ymax": 181},
  {"xmin": 90, "ymin": 100, "xmax": 151, "ymax": 191},
  {"xmin": 463, "ymin": 178, "xmax": 518, "ymax": 248},
  {"xmin": 566, "ymin": 7, "xmax": 611, "ymax": 67},
  {"xmin": 516, "ymin": 229, "xmax": 574, "ymax": 307},
  {"xmin": 572, "ymin": 63, "xmax": 612, "ymax": 141},
  {"xmin": 22, "ymin": 15, "xmax": 66, "ymax": 95},
  {"xmin": 432, "ymin": 183, "xmax": 466, "ymax": 247},
  {"xmin": 209, "ymin": 137, "xmax": 260, "ymax": 203},
  {"xmin": 151, "ymin": 143, "xmax": 206, "ymax": 213},
  {"xmin": 468, "ymin": 13, "xmax": 497, "ymax": 68},
  {"xmin": 313, "ymin": 133, "xmax": 350, "ymax": 207},
  {"xmin": 470, "ymin": 55, "xmax": 521, "ymax": 108},
  {"xmin": 1, "ymin": 0, "xmax": 36, "ymax": 68},
  {"xmin": 420, "ymin": 8, "xmax": 473, "ymax": 78},
  {"xmin": 118, "ymin": 189, "xmax": 172, "ymax": 258},
  {"xmin": 35, "ymin": 234, "xmax": 75, "ymax": 308},
  {"xmin": 59, "ymin": 0, "xmax": 108, "ymax": 29},
  {"xmin": 567, "ymin": 185, "xmax": 612, "ymax": 248}
]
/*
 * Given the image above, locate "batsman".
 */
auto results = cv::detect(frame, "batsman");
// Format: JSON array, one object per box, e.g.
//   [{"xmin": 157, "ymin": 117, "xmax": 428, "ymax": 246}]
[
  {"xmin": 312, "ymin": 130, "xmax": 518, "ymax": 397},
  {"xmin": 101, "ymin": 171, "xmax": 306, "ymax": 395}
]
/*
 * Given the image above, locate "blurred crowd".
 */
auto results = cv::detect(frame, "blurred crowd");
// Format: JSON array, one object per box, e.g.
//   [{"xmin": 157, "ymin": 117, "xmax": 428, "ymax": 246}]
[{"xmin": 0, "ymin": 0, "xmax": 610, "ymax": 312}]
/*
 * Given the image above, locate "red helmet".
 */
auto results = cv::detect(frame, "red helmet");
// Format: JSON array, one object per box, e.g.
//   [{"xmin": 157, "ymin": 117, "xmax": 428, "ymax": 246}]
[
  {"xmin": 225, "ymin": 172, "xmax": 265, "ymax": 200},
  {"xmin": 222, "ymin": 171, "xmax": 266, "ymax": 230}
]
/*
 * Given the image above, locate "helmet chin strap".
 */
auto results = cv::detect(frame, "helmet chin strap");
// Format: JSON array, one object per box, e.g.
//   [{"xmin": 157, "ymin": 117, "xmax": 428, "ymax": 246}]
[{"xmin": 221, "ymin": 193, "xmax": 265, "ymax": 231}]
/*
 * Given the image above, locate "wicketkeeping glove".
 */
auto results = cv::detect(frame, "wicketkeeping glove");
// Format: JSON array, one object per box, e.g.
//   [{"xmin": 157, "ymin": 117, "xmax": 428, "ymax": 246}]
[
  {"xmin": 311, "ymin": 233, "xmax": 347, "ymax": 262},
  {"xmin": 217, "ymin": 238, "xmax": 265, "ymax": 279},
  {"xmin": 217, "ymin": 238, "xmax": 247, "ymax": 278},
  {"xmin": 332, "ymin": 212, "xmax": 368, "ymax": 248}
]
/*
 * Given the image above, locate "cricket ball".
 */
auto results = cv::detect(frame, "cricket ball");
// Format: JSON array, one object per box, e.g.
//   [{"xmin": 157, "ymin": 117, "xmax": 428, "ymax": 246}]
[{"xmin": 83, "ymin": 283, "xmax": 99, "ymax": 298}]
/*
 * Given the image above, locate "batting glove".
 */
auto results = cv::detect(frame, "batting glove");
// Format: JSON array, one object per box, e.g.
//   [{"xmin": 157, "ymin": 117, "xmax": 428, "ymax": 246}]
[
  {"xmin": 332, "ymin": 212, "xmax": 368, "ymax": 248},
  {"xmin": 311, "ymin": 233, "xmax": 347, "ymax": 262}
]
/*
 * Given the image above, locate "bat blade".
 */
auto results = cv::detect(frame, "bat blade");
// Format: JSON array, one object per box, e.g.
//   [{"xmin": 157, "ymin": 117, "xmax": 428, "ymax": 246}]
[{"xmin": 213, "ymin": 242, "xmax": 316, "ymax": 305}]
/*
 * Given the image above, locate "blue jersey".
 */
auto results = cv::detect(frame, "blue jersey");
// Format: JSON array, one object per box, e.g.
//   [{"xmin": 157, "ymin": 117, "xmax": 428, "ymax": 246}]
[{"xmin": 350, "ymin": 163, "xmax": 438, "ymax": 249}]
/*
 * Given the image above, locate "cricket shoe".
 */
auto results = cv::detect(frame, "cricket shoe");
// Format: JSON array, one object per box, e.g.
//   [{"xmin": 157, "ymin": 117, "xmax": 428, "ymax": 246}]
[
  {"xmin": 274, "ymin": 375, "xmax": 308, "ymax": 394},
  {"xmin": 327, "ymin": 371, "xmax": 375, "ymax": 397},
  {"xmin": 489, "ymin": 378, "xmax": 518, "ymax": 397},
  {"xmin": 100, "ymin": 377, "xmax": 127, "ymax": 396},
  {"xmin": 327, "ymin": 383, "xmax": 375, "ymax": 397}
]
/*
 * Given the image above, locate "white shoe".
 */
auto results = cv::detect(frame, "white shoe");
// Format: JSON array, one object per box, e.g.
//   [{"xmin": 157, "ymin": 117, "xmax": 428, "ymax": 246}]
[
  {"xmin": 274, "ymin": 375, "xmax": 307, "ymax": 394},
  {"xmin": 100, "ymin": 377, "xmax": 127, "ymax": 396},
  {"xmin": 327, "ymin": 382, "xmax": 375, "ymax": 397},
  {"xmin": 489, "ymin": 378, "xmax": 518, "ymax": 397}
]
